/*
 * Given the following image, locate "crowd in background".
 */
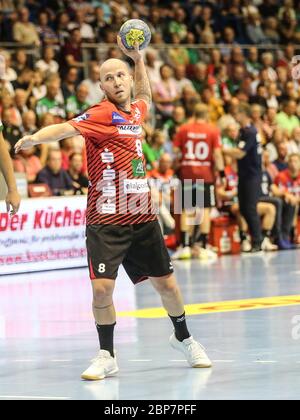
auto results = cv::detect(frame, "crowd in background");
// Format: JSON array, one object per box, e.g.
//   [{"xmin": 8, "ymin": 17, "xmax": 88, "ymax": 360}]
[{"xmin": 1, "ymin": 0, "xmax": 300, "ymax": 247}]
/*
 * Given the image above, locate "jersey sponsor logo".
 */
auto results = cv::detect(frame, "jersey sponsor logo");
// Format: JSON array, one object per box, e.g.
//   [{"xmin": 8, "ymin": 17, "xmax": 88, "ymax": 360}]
[
  {"xmin": 132, "ymin": 159, "xmax": 145, "ymax": 177},
  {"xmin": 112, "ymin": 112, "xmax": 128, "ymax": 124},
  {"xmin": 103, "ymin": 169, "xmax": 116, "ymax": 181},
  {"xmin": 117, "ymin": 125, "xmax": 143, "ymax": 136},
  {"xmin": 73, "ymin": 113, "xmax": 90, "ymax": 123},
  {"xmin": 103, "ymin": 184, "xmax": 116, "ymax": 197},
  {"xmin": 101, "ymin": 152, "xmax": 114, "ymax": 163},
  {"xmin": 102, "ymin": 202, "xmax": 116, "ymax": 214},
  {"xmin": 124, "ymin": 179, "xmax": 150, "ymax": 194}
]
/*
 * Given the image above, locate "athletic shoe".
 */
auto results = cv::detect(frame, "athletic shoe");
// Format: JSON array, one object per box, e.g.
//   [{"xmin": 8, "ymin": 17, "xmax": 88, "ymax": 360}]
[
  {"xmin": 170, "ymin": 333, "xmax": 212, "ymax": 368},
  {"xmin": 171, "ymin": 246, "xmax": 192, "ymax": 260},
  {"xmin": 261, "ymin": 237, "xmax": 278, "ymax": 252},
  {"xmin": 192, "ymin": 245, "xmax": 218, "ymax": 261},
  {"xmin": 251, "ymin": 244, "xmax": 262, "ymax": 253},
  {"xmin": 277, "ymin": 239, "xmax": 294, "ymax": 250},
  {"xmin": 241, "ymin": 239, "xmax": 252, "ymax": 253},
  {"xmin": 81, "ymin": 350, "xmax": 119, "ymax": 381}
]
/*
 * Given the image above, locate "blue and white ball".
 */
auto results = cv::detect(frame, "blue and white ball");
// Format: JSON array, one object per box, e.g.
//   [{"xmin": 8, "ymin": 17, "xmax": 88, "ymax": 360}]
[{"xmin": 119, "ymin": 19, "xmax": 151, "ymax": 50}]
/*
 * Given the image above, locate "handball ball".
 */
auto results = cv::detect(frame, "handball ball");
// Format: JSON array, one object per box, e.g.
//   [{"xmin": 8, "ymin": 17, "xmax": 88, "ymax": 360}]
[{"xmin": 119, "ymin": 19, "xmax": 151, "ymax": 50}]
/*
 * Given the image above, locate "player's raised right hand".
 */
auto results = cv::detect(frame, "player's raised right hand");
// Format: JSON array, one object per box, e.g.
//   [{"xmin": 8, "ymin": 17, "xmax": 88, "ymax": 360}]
[{"xmin": 15, "ymin": 135, "xmax": 36, "ymax": 153}]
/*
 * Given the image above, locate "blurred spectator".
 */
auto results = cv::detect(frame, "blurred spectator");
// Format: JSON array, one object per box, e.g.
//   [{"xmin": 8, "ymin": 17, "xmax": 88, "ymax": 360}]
[
  {"xmin": 13, "ymin": 146, "xmax": 42, "ymax": 183},
  {"xmin": 168, "ymin": 8, "xmax": 187, "ymax": 42},
  {"xmin": 62, "ymin": 28, "xmax": 84, "ymax": 71},
  {"xmin": 0, "ymin": 51, "xmax": 17, "ymax": 82},
  {"xmin": 68, "ymin": 153, "xmax": 89, "ymax": 195},
  {"xmin": 1, "ymin": 108, "xmax": 23, "ymax": 156},
  {"xmin": 276, "ymin": 100, "xmax": 300, "ymax": 135},
  {"xmin": 12, "ymin": 68, "xmax": 33, "ymax": 91},
  {"xmin": 145, "ymin": 49, "xmax": 163, "ymax": 87},
  {"xmin": 222, "ymin": 123, "xmax": 239, "ymax": 149},
  {"xmin": 153, "ymin": 64, "xmax": 179, "ymax": 119},
  {"xmin": 13, "ymin": 7, "xmax": 40, "ymax": 46},
  {"xmin": 274, "ymin": 141, "xmax": 289, "ymax": 172},
  {"xmin": 36, "ymin": 149, "xmax": 74, "ymax": 196},
  {"xmin": 173, "ymin": 64, "xmax": 195, "ymax": 96},
  {"xmin": 36, "ymin": 77, "xmax": 66, "ymax": 123},
  {"xmin": 36, "ymin": 11, "xmax": 59, "ymax": 45},
  {"xmin": 143, "ymin": 130, "xmax": 166, "ymax": 170},
  {"xmin": 164, "ymin": 105, "xmax": 186, "ymax": 143},
  {"xmin": 62, "ymin": 67, "xmax": 79, "ymax": 100},
  {"xmin": 22, "ymin": 111, "xmax": 37, "ymax": 135},
  {"xmin": 35, "ymin": 46, "xmax": 59, "ymax": 75},
  {"xmin": 81, "ymin": 62, "xmax": 104, "ymax": 105},
  {"xmin": 68, "ymin": 10, "xmax": 95, "ymax": 42},
  {"xmin": 66, "ymin": 84, "xmax": 90, "ymax": 120},
  {"xmin": 192, "ymin": 63, "xmax": 207, "ymax": 95},
  {"xmin": 13, "ymin": 49, "xmax": 31, "ymax": 76}
]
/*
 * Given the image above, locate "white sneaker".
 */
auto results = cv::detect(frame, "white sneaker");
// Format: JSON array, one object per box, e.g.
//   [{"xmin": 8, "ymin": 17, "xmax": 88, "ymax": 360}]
[
  {"xmin": 81, "ymin": 350, "xmax": 119, "ymax": 381},
  {"xmin": 241, "ymin": 239, "xmax": 252, "ymax": 253},
  {"xmin": 170, "ymin": 333, "xmax": 212, "ymax": 368},
  {"xmin": 171, "ymin": 246, "xmax": 192, "ymax": 260},
  {"xmin": 261, "ymin": 237, "xmax": 278, "ymax": 252},
  {"xmin": 192, "ymin": 245, "xmax": 218, "ymax": 261}
]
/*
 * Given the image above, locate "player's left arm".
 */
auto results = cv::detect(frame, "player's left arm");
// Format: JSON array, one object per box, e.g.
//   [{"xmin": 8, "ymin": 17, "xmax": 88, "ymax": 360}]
[
  {"xmin": 117, "ymin": 36, "xmax": 152, "ymax": 111},
  {"xmin": 0, "ymin": 131, "xmax": 21, "ymax": 215}
]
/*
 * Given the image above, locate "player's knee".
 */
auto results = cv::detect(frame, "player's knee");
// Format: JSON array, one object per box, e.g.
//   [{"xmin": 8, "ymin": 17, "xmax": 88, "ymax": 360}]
[
  {"xmin": 92, "ymin": 281, "xmax": 114, "ymax": 304},
  {"xmin": 154, "ymin": 277, "xmax": 179, "ymax": 297}
]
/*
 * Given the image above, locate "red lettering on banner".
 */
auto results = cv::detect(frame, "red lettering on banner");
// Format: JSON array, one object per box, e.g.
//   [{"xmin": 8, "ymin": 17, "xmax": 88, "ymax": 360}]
[
  {"xmin": 0, "ymin": 213, "xmax": 28, "ymax": 232},
  {"xmin": 33, "ymin": 207, "xmax": 86, "ymax": 229}
]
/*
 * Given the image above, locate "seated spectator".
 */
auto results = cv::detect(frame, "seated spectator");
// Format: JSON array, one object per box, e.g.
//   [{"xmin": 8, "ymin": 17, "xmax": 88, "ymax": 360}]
[
  {"xmin": 250, "ymin": 84, "xmax": 268, "ymax": 108},
  {"xmin": 12, "ymin": 49, "xmax": 31, "ymax": 76},
  {"xmin": 1, "ymin": 108, "xmax": 22, "ymax": 156},
  {"xmin": 148, "ymin": 153, "xmax": 177, "ymax": 234},
  {"xmin": 153, "ymin": 65, "xmax": 180, "ymax": 119},
  {"xmin": 36, "ymin": 12, "xmax": 59, "ymax": 46},
  {"xmin": 289, "ymin": 127, "xmax": 300, "ymax": 154},
  {"xmin": 12, "ymin": 67, "xmax": 33, "ymax": 91},
  {"xmin": 66, "ymin": 84, "xmax": 89, "ymax": 119},
  {"xmin": 173, "ymin": 64, "xmax": 195, "ymax": 96},
  {"xmin": 168, "ymin": 34, "xmax": 190, "ymax": 67},
  {"xmin": 80, "ymin": 62, "xmax": 104, "ymax": 106},
  {"xmin": 163, "ymin": 106, "xmax": 186, "ymax": 143},
  {"xmin": 22, "ymin": 111, "xmax": 37, "ymax": 135},
  {"xmin": 263, "ymin": 17, "xmax": 281, "ymax": 44},
  {"xmin": 245, "ymin": 46, "xmax": 262, "ymax": 78},
  {"xmin": 245, "ymin": 12, "xmax": 268, "ymax": 45},
  {"xmin": 62, "ymin": 28, "xmax": 84, "ymax": 72},
  {"xmin": 62, "ymin": 67, "xmax": 79, "ymax": 101},
  {"xmin": 273, "ymin": 153, "xmax": 300, "ymax": 248},
  {"xmin": 263, "ymin": 149, "xmax": 279, "ymax": 182},
  {"xmin": 192, "ymin": 63, "xmax": 208, "ymax": 95},
  {"xmin": 36, "ymin": 77, "xmax": 66, "ymax": 123},
  {"xmin": 13, "ymin": 7, "xmax": 40, "ymax": 47},
  {"xmin": 60, "ymin": 138, "xmax": 75, "ymax": 171},
  {"xmin": 36, "ymin": 150, "xmax": 74, "ymax": 196},
  {"xmin": 30, "ymin": 70, "xmax": 47, "ymax": 102},
  {"xmin": 145, "ymin": 49, "xmax": 163, "ymax": 87},
  {"xmin": 35, "ymin": 46, "xmax": 59, "ymax": 76},
  {"xmin": 217, "ymin": 156, "xmax": 278, "ymax": 252},
  {"xmin": 222, "ymin": 123, "xmax": 239, "ymax": 150},
  {"xmin": 14, "ymin": 89, "xmax": 29, "ymax": 118},
  {"xmin": 143, "ymin": 130, "xmax": 166, "ymax": 170},
  {"xmin": 218, "ymin": 97, "xmax": 240, "ymax": 132},
  {"xmin": 68, "ymin": 10, "xmax": 95, "ymax": 42},
  {"xmin": 276, "ymin": 100, "xmax": 300, "ymax": 135},
  {"xmin": 68, "ymin": 153, "xmax": 89, "ymax": 195},
  {"xmin": 201, "ymin": 87, "xmax": 224, "ymax": 124},
  {"xmin": 13, "ymin": 146, "xmax": 42, "ymax": 183},
  {"xmin": 167, "ymin": 8, "xmax": 188, "ymax": 42},
  {"xmin": 274, "ymin": 141, "xmax": 289, "ymax": 172},
  {"xmin": 0, "ymin": 50, "xmax": 17, "ymax": 82}
]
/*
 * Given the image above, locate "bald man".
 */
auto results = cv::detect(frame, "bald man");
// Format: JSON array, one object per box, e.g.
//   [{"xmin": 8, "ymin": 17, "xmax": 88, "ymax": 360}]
[{"xmin": 15, "ymin": 37, "xmax": 211, "ymax": 381}]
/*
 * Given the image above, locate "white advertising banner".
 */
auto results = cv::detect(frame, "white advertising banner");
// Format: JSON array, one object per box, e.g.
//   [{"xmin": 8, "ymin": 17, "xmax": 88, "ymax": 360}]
[{"xmin": 0, "ymin": 196, "xmax": 87, "ymax": 275}]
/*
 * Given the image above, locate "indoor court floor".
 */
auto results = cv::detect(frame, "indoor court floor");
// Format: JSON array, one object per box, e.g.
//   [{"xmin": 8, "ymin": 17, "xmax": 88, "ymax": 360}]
[{"xmin": 1, "ymin": 251, "xmax": 300, "ymax": 400}]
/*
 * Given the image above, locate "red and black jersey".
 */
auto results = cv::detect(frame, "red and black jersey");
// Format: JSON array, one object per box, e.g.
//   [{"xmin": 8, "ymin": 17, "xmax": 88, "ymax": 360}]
[
  {"xmin": 68, "ymin": 99, "xmax": 157, "ymax": 226},
  {"xmin": 275, "ymin": 169, "xmax": 300, "ymax": 196},
  {"xmin": 173, "ymin": 121, "xmax": 221, "ymax": 183}
]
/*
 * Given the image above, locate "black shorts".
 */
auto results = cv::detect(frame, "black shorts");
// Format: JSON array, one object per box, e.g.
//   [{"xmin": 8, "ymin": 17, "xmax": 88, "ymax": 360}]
[
  {"xmin": 86, "ymin": 220, "xmax": 174, "ymax": 284},
  {"xmin": 182, "ymin": 182, "xmax": 216, "ymax": 210}
]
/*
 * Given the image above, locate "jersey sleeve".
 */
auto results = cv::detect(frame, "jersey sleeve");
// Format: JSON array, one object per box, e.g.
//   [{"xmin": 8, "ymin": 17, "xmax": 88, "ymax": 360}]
[
  {"xmin": 238, "ymin": 128, "xmax": 256, "ymax": 153},
  {"xmin": 133, "ymin": 99, "xmax": 148, "ymax": 124},
  {"xmin": 173, "ymin": 127, "xmax": 184, "ymax": 149},
  {"xmin": 212, "ymin": 128, "xmax": 222, "ymax": 149},
  {"xmin": 67, "ymin": 105, "xmax": 108, "ymax": 139}
]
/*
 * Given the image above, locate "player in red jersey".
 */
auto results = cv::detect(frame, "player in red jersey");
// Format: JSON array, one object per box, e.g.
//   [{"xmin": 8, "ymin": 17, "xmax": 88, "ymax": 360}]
[
  {"xmin": 15, "ymin": 37, "xmax": 211, "ymax": 380},
  {"xmin": 173, "ymin": 103, "xmax": 225, "ymax": 260},
  {"xmin": 273, "ymin": 153, "xmax": 300, "ymax": 247}
]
